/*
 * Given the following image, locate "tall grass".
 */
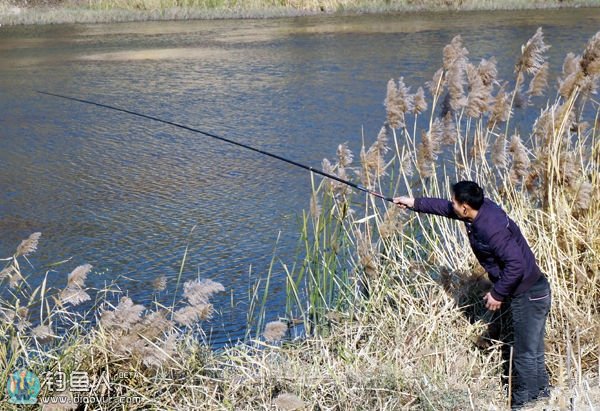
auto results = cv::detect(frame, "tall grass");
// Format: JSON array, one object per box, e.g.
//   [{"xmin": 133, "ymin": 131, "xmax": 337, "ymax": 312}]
[{"xmin": 0, "ymin": 29, "xmax": 598, "ymax": 410}]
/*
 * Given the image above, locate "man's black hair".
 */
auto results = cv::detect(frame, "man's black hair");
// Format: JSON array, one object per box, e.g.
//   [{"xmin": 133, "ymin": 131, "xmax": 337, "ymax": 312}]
[{"xmin": 452, "ymin": 181, "xmax": 484, "ymax": 210}]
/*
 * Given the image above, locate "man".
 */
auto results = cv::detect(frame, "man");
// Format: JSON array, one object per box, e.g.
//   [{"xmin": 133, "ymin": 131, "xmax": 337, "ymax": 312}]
[{"xmin": 394, "ymin": 181, "xmax": 551, "ymax": 409}]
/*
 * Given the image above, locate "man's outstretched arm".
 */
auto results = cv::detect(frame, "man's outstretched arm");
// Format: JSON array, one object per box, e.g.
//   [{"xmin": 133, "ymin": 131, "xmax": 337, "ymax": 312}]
[{"xmin": 394, "ymin": 196, "xmax": 460, "ymax": 219}]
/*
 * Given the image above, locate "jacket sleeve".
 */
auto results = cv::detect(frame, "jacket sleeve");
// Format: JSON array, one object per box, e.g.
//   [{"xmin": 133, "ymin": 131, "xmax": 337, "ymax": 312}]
[
  {"xmin": 487, "ymin": 228, "xmax": 525, "ymax": 301},
  {"xmin": 413, "ymin": 197, "xmax": 460, "ymax": 220}
]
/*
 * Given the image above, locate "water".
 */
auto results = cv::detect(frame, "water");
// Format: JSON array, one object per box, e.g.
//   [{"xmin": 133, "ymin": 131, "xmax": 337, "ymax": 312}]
[{"xmin": 1, "ymin": 9, "xmax": 598, "ymax": 346}]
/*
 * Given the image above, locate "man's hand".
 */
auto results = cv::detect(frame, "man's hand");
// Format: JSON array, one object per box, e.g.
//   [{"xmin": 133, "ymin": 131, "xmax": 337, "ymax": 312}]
[
  {"xmin": 393, "ymin": 196, "xmax": 415, "ymax": 209},
  {"xmin": 484, "ymin": 292, "xmax": 502, "ymax": 311}
]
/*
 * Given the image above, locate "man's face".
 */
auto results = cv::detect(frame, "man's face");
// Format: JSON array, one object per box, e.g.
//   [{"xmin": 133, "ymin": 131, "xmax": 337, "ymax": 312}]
[{"xmin": 451, "ymin": 195, "xmax": 466, "ymax": 217}]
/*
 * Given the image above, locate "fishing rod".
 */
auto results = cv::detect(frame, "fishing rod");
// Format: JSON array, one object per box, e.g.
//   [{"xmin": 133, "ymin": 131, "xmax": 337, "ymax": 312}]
[{"xmin": 37, "ymin": 91, "xmax": 395, "ymax": 203}]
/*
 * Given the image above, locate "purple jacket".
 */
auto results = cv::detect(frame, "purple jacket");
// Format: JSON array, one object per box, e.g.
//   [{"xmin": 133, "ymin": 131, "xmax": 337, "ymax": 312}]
[{"xmin": 413, "ymin": 197, "xmax": 542, "ymax": 301}]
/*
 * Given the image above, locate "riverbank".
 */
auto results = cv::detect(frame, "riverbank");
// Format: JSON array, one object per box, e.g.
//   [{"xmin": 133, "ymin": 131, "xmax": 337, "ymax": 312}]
[{"xmin": 0, "ymin": 0, "xmax": 599, "ymax": 25}]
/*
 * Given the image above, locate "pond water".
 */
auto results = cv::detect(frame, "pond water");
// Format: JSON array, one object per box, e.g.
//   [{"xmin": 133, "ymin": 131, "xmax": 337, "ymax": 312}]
[{"xmin": 0, "ymin": 9, "xmax": 598, "ymax": 346}]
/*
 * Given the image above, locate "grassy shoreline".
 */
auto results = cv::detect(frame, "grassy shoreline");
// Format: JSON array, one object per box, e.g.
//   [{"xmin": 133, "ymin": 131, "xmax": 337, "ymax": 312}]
[{"xmin": 0, "ymin": 0, "xmax": 599, "ymax": 26}]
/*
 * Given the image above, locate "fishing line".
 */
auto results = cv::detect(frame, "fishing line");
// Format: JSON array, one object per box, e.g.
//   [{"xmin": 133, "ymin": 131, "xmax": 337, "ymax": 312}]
[{"xmin": 38, "ymin": 91, "xmax": 394, "ymax": 203}]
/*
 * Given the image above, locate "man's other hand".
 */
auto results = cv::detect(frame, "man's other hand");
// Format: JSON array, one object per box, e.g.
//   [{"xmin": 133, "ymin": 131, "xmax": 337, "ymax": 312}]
[{"xmin": 484, "ymin": 292, "xmax": 502, "ymax": 311}]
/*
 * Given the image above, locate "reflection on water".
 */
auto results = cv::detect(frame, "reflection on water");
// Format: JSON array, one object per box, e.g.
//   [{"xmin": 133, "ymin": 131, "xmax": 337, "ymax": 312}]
[
  {"xmin": 0, "ymin": 9, "xmax": 598, "ymax": 346},
  {"xmin": 80, "ymin": 47, "xmax": 232, "ymax": 61}
]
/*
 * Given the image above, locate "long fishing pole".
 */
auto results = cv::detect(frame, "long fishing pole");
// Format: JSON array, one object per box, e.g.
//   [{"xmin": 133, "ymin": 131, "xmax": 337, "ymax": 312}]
[{"xmin": 37, "ymin": 91, "xmax": 394, "ymax": 202}]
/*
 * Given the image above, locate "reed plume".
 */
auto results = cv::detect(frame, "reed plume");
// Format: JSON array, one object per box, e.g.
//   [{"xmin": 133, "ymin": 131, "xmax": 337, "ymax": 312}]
[
  {"xmin": 322, "ymin": 158, "xmax": 334, "ymax": 175},
  {"xmin": 356, "ymin": 230, "xmax": 377, "ymax": 279},
  {"xmin": 557, "ymin": 31, "xmax": 600, "ymax": 100},
  {"xmin": 384, "ymin": 78, "xmax": 413, "ymax": 128},
  {"xmin": 489, "ymin": 84, "xmax": 510, "ymax": 125},
  {"xmin": 515, "ymin": 27, "xmax": 550, "ymax": 76},
  {"xmin": 321, "ymin": 158, "xmax": 335, "ymax": 192},
  {"xmin": 15, "ymin": 232, "xmax": 41, "ymax": 257},
  {"xmin": 173, "ymin": 278, "xmax": 224, "ymax": 327},
  {"xmin": 427, "ymin": 67, "xmax": 445, "ymax": 96},
  {"xmin": 413, "ymin": 86, "xmax": 427, "ymax": 115},
  {"xmin": 443, "ymin": 35, "xmax": 468, "ymax": 71},
  {"xmin": 322, "ymin": 157, "xmax": 348, "ymax": 197},
  {"xmin": 441, "ymin": 113, "xmax": 457, "ymax": 146},
  {"xmin": 140, "ymin": 333, "xmax": 178, "ymax": 368},
  {"xmin": 532, "ymin": 107, "xmax": 553, "ymax": 144},
  {"xmin": 420, "ymin": 120, "xmax": 443, "ymax": 175},
  {"xmin": 152, "ymin": 275, "xmax": 167, "ymax": 292},
  {"xmin": 398, "ymin": 148, "xmax": 414, "ymax": 178},
  {"xmin": 396, "ymin": 77, "xmax": 414, "ymax": 114},
  {"xmin": 274, "ymin": 393, "xmax": 305, "ymax": 410},
  {"xmin": 16, "ymin": 306, "xmax": 30, "ymax": 331},
  {"xmin": 447, "ymin": 65, "xmax": 468, "ymax": 112},
  {"xmin": 554, "ymin": 103, "xmax": 576, "ymax": 136},
  {"xmin": 336, "ymin": 142, "xmax": 353, "ymax": 168},
  {"xmin": 183, "ymin": 278, "xmax": 225, "ymax": 305},
  {"xmin": 528, "ymin": 62, "xmax": 549, "ymax": 96},
  {"xmin": 0, "ymin": 266, "xmax": 11, "ymax": 281},
  {"xmin": 100, "ymin": 297, "xmax": 145, "ymax": 331},
  {"xmin": 417, "ymin": 130, "xmax": 435, "ymax": 178},
  {"xmin": 509, "ymin": 134, "xmax": 530, "ymax": 184},
  {"xmin": 107, "ymin": 307, "xmax": 177, "ymax": 367},
  {"xmin": 491, "ymin": 134, "xmax": 508, "ymax": 170},
  {"xmin": 579, "ymin": 74, "xmax": 599, "ymax": 97},
  {"xmin": 133, "ymin": 309, "xmax": 174, "ymax": 341},
  {"xmin": 173, "ymin": 304, "xmax": 212, "ymax": 327},
  {"xmin": 67, "ymin": 264, "xmax": 91, "ymax": 288},
  {"xmin": 359, "ymin": 127, "xmax": 390, "ymax": 188},
  {"xmin": 60, "ymin": 287, "xmax": 91, "ymax": 306},
  {"xmin": 0, "ymin": 308, "xmax": 15, "ymax": 323},
  {"xmin": 384, "ymin": 78, "xmax": 403, "ymax": 129},
  {"xmin": 478, "ymin": 57, "xmax": 498, "ymax": 87},
  {"xmin": 580, "ymin": 31, "xmax": 600, "ymax": 76},
  {"xmin": 558, "ymin": 53, "xmax": 582, "ymax": 99},
  {"xmin": 563, "ymin": 52, "xmax": 580, "ymax": 76},
  {"xmin": 60, "ymin": 264, "xmax": 92, "ymax": 306},
  {"xmin": 263, "ymin": 320, "xmax": 287, "ymax": 342},
  {"xmin": 465, "ymin": 63, "xmax": 490, "ymax": 118},
  {"xmin": 443, "ymin": 35, "xmax": 468, "ymax": 111},
  {"xmin": 32, "ymin": 324, "xmax": 56, "ymax": 344},
  {"xmin": 16, "ymin": 306, "xmax": 28, "ymax": 317},
  {"xmin": 335, "ymin": 166, "xmax": 351, "ymax": 197},
  {"xmin": 7, "ymin": 266, "xmax": 23, "ymax": 289},
  {"xmin": 565, "ymin": 151, "xmax": 579, "ymax": 186}
]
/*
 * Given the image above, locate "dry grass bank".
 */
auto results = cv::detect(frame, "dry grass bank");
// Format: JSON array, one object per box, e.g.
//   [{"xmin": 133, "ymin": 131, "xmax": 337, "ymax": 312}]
[
  {"xmin": 0, "ymin": 27, "xmax": 599, "ymax": 411},
  {"xmin": 0, "ymin": 0, "xmax": 599, "ymax": 25}
]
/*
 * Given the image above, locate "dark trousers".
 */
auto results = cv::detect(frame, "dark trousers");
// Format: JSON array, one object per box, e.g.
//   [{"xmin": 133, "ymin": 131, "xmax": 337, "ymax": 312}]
[{"xmin": 491, "ymin": 275, "xmax": 551, "ymax": 409}]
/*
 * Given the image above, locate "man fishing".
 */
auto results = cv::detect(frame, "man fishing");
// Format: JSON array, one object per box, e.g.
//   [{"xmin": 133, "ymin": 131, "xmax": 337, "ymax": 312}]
[
  {"xmin": 393, "ymin": 181, "xmax": 551, "ymax": 409},
  {"xmin": 38, "ymin": 91, "xmax": 551, "ymax": 408}
]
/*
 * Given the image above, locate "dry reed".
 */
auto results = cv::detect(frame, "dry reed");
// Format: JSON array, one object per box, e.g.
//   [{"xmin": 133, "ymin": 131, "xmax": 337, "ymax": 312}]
[{"xmin": 263, "ymin": 320, "xmax": 288, "ymax": 342}]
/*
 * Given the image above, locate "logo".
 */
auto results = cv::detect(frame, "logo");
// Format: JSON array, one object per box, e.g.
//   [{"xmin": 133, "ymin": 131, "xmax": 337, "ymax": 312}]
[{"xmin": 6, "ymin": 368, "xmax": 41, "ymax": 404}]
